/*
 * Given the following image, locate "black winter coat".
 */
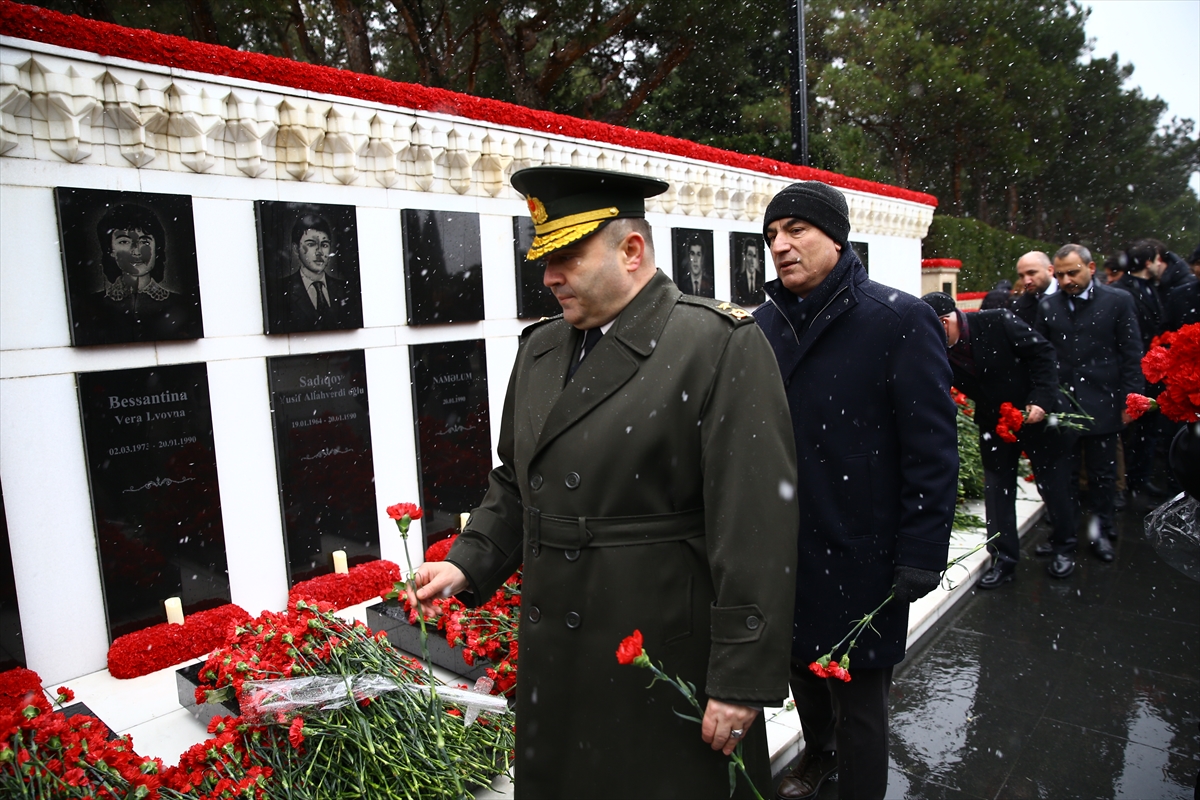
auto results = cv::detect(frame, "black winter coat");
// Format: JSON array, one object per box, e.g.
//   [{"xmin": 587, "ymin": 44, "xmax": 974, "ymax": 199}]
[
  {"xmin": 951, "ymin": 309, "xmax": 1061, "ymax": 432},
  {"xmin": 949, "ymin": 309, "xmax": 1075, "ymax": 456},
  {"xmin": 1112, "ymin": 272, "xmax": 1164, "ymax": 350},
  {"xmin": 1165, "ymin": 282, "xmax": 1200, "ymax": 332},
  {"xmin": 754, "ymin": 251, "xmax": 958, "ymax": 669},
  {"xmin": 1034, "ymin": 281, "xmax": 1143, "ymax": 436}
]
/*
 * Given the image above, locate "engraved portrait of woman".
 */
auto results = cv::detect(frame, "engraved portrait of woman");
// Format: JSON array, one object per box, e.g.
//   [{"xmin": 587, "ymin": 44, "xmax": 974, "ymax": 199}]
[{"xmin": 56, "ymin": 188, "xmax": 203, "ymax": 346}]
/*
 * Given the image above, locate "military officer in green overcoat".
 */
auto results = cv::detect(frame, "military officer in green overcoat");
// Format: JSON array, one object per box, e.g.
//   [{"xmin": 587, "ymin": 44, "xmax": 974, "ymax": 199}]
[{"xmin": 411, "ymin": 166, "xmax": 798, "ymax": 799}]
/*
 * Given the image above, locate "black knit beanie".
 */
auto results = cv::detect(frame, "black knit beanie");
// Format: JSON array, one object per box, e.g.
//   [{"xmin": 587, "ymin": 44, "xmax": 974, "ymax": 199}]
[
  {"xmin": 762, "ymin": 181, "xmax": 851, "ymax": 246},
  {"xmin": 921, "ymin": 291, "xmax": 957, "ymax": 318}
]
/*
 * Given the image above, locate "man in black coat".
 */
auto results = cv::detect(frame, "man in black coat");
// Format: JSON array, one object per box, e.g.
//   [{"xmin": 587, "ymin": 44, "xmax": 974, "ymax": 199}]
[
  {"xmin": 1012, "ymin": 251, "xmax": 1057, "ymax": 326},
  {"xmin": 1164, "ymin": 244, "xmax": 1200, "ymax": 331},
  {"xmin": 921, "ymin": 293, "xmax": 1079, "ymax": 583},
  {"xmin": 754, "ymin": 182, "xmax": 958, "ymax": 800},
  {"xmin": 1113, "ymin": 241, "xmax": 1169, "ymax": 497},
  {"xmin": 1035, "ymin": 244, "xmax": 1143, "ymax": 566}
]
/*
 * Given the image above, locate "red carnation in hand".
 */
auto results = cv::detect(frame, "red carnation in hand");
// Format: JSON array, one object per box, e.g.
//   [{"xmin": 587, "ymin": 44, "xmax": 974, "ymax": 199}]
[
  {"xmin": 615, "ymin": 630, "xmax": 647, "ymax": 666},
  {"xmin": 996, "ymin": 402, "xmax": 1025, "ymax": 444},
  {"xmin": 826, "ymin": 662, "xmax": 852, "ymax": 682},
  {"xmin": 1125, "ymin": 393, "xmax": 1156, "ymax": 420},
  {"xmin": 387, "ymin": 503, "xmax": 423, "ymax": 521},
  {"xmin": 807, "ymin": 661, "xmax": 830, "ymax": 678}
]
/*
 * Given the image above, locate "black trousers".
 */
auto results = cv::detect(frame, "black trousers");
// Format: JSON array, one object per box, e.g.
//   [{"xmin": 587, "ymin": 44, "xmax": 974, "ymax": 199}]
[
  {"xmin": 980, "ymin": 426, "xmax": 1077, "ymax": 560},
  {"xmin": 1123, "ymin": 414, "xmax": 1160, "ymax": 488},
  {"xmin": 1071, "ymin": 432, "xmax": 1118, "ymax": 540},
  {"xmin": 790, "ymin": 659, "xmax": 894, "ymax": 800}
]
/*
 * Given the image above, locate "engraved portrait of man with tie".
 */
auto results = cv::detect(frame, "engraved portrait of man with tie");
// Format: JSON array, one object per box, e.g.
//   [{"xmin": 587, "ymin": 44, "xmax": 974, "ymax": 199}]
[
  {"xmin": 731, "ymin": 232, "xmax": 767, "ymax": 306},
  {"xmin": 256, "ymin": 201, "xmax": 364, "ymax": 334},
  {"xmin": 671, "ymin": 228, "xmax": 715, "ymax": 298}
]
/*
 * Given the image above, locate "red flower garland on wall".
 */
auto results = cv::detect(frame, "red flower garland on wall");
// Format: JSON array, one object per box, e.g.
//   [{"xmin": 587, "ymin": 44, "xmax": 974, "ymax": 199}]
[
  {"xmin": 287, "ymin": 559, "xmax": 402, "ymax": 609},
  {"xmin": 107, "ymin": 603, "xmax": 251, "ymax": 679},
  {"xmin": 0, "ymin": 0, "xmax": 937, "ymax": 208}
]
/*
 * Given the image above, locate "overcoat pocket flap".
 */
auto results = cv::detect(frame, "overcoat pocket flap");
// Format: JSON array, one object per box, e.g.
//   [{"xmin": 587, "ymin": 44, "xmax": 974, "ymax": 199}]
[{"xmin": 710, "ymin": 603, "xmax": 766, "ymax": 644}]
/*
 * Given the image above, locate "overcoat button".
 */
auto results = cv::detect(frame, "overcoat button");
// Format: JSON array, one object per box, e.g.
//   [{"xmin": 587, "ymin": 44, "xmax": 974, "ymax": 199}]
[
  {"xmin": 564, "ymin": 549, "xmax": 580, "ymax": 561},
  {"xmin": 565, "ymin": 611, "xmax": 582, "ymax": 629},
  {"xmin": 529, "ymin": 606, "xmax": 541, "ymax": 623},
  {"xmin": 745, "ymin": 616, "xmax": 760, "ymax": 630},
  {"xmin": 531, "ymin": 545, "xmax": 540, "ymax": 557},
  {"xmin": 564, "ymin": 472, "xmax": 581, "ymax": 489},
  {"xmin": 530, "ymin": 474, "xmax": 544, "ymax": 490}
]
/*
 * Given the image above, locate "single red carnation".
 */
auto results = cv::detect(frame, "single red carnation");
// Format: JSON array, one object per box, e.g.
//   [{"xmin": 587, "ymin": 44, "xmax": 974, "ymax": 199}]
[
  {"xmin": 615, "ymin": 630, "xmax": 644, "ymax": 665},
  {"xmin": 807, "ymin": 661, "xmax": 829, "ymax": 678},
  {"xmin": 1125, "ymin": 393, "xmax": 1155, "ymax": 420},
  {"xmin": 387, "ymin": 503, "xmax": 423, "ymax": 521},
  {"xmin": 288, "ymin": 716, "xmax": 305, "ymax": 749},
  {"xmin": 55, "ymin": 686, "xmax": 75, "ymax": 704}
]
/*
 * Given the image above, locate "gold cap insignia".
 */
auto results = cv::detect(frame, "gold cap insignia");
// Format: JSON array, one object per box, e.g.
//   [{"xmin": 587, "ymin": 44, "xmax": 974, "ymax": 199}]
[{"xmin": 527, "ymin": 196, "xmax": 548, "ymax": 225}]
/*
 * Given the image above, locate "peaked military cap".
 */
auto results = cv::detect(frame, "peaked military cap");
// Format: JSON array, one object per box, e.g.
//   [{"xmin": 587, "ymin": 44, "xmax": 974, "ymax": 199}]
[{"xmin": 511, "ymin": 166, "xmax": 668, "ymax": 260}]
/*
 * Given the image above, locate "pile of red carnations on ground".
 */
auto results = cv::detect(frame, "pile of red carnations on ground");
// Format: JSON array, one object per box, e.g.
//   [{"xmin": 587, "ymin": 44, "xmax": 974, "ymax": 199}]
[{"xmin": 3, "ymin": 597, "xmax": 515, "ymax": 798}]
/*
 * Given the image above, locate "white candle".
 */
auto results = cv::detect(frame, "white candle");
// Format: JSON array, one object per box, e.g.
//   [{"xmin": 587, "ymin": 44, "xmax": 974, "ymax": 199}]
[
  {"xmin": 460, "ymin": 512, "xmax": 470, "ymax": 532},
  {"xmin": 332, "ymin": 550, "xmax": 349, "ymax": 574},
  {"xmin": 164, "ymin": 597, "xmax": 184, "ymax": 625}
]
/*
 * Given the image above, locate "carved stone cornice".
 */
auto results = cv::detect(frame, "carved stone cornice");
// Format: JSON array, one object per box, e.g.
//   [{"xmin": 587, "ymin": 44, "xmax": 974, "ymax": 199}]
[{"xmin": 0, "ymin": 42, "xmax": 934, "ymax": 239}]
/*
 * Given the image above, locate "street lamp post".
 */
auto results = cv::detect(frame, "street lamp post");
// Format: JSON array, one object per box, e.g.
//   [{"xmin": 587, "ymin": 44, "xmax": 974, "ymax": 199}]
[{"xmin": 790, "ymin": 0, "xmax": 809, "ymax": 167}]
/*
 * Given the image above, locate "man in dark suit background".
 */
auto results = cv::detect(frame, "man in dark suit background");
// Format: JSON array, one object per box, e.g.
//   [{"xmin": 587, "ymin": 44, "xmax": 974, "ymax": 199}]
[
  {"xmin": 1035, "ymin": 244, "xmax": 1143, "ymax": 566},
  {"xmin": 280, "ymin": 213, "xmax": 355, "ymax": 331},
  {"xmin": 922, "ymin": 293, "xmax": 1078, "ymax": 582},
  {"xmin": 1012, "ymin": 251, "xmax": 1056, "ymax": 326}
]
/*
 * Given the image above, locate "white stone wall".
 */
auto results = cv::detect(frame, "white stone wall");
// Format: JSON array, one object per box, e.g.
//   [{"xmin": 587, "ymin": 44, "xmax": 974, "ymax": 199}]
[{"xmin": 0, "ymin": 35, "xmax": 934, "ymax": 684}]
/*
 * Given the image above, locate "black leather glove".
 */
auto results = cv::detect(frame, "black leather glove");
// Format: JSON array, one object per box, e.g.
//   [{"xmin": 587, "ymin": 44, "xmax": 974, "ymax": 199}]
[{"xmin": 892, "ymin": 565, "xmax": 941, "ymax": 603}]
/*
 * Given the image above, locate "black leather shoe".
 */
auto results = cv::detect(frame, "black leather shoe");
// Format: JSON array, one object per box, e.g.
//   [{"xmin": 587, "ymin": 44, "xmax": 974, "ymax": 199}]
[
  {"xmin": 1034, "ymin": 542, "xmax": 1054, "ymax": 557},
  {"xmin": 777, "ymin": 749, "xmax": 837, "ymax": 800},
  {"xmin": 1092, "ymin": 536, "xmax": 1115, "ymax": 562},
  {"xmin": 1135, "ymin": 480, "xmax": 1169, "ymax": 498},
  {"xmin": 1047, "ymin": 553, "xmax": 1075, "ymax": 578},
  {"xmin": 978, "ymin": 561, "xmax": 1016, "ymax": 590}
]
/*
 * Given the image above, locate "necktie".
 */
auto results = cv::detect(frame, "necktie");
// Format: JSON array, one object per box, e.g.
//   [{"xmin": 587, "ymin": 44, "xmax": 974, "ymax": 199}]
[
  {"xmin": 315, "ymin": 281, "xmax": 330, "ymax": 312},
  {"xmin": 568, "ymin": 327, "xmax": 603, "ymax": 379}
]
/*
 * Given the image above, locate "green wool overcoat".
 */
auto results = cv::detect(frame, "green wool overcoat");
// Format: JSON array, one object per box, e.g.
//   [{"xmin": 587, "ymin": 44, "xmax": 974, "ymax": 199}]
[{"xmin": 446, "ymin": 270, "xmax": 799, "ymax": 799}]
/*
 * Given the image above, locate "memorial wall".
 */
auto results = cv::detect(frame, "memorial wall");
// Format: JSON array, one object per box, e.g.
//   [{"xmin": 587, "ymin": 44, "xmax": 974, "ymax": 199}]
[{"xmin": 0, "ymin": 7, "xmax": 936, "ymax": 684}]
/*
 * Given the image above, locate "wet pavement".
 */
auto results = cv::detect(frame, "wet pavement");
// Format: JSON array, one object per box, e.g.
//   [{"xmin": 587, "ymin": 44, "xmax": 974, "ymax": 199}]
[{"xmin": 781, "ymin": 497, "xmax": 1200, "ymax": 799}]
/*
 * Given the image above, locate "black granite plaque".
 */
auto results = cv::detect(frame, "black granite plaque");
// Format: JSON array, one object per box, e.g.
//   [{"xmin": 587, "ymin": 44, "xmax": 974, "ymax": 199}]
[
  {"xmin": 850, "ymin": 241, "xmax": 870, "ymax": 274},
  {"xmin": 268, "ymin": 350, "xmax": 378, "ymax": 583},
  {"xmin": 513, "ymin": 217, "xmax": 559, "ymax": 319},
  {"xmin": 672, "ymin": 228, "xmax": 716, "ymax": 298},
  {"xmin": 0, "ymin": 483, "xmax": 24, "ymax": 670},
  {"xmin": 402, "ymin": 209, "xmax": 485, "ymax": 325},
  {"xmin": 409, "ymin": 340, "xmax": 493, "ymax": 548},
  {"xmin": 730, "ymin": 232, "xmax": 767, "ymax": 306},
  {"xmin": 256, "ymin": 201, "xmax": 364, "ymax": 335},
  {"xmin": 55, "ymin": 188, "xmax": 203, "ymax": 347},
  {"xmin": 77, "ymin": 364, "xmax": 229, "ymax": 640}
]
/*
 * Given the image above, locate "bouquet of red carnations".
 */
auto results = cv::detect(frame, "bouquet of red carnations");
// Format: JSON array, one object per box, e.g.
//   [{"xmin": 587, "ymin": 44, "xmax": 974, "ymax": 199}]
[{"xmin": 1126, "ymin": 323, "xmax": 1200, "ymax": 424}]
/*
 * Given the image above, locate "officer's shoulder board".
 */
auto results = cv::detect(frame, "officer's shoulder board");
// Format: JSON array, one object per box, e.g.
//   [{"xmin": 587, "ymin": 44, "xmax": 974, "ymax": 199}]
[
  {"xmin": 520, "ymin": 313, "xmax": 565, "ymax": 340},
  {"xmin": 676, "ymin": 296, "xmax": 756, "ymax": 326}
]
